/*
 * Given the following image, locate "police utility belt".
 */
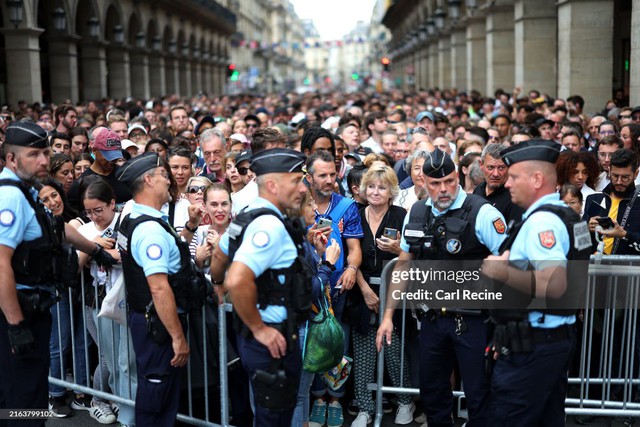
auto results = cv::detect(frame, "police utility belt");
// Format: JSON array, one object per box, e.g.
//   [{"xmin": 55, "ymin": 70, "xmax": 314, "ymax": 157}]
[{"xmin": 492, "ymin": 321, "xmax": 574, "ymax": 355}]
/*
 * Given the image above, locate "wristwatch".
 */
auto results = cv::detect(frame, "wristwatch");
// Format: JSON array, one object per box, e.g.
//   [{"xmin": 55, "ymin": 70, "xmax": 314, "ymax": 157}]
[{"xmin": 184, "ymin": 222, "xmax": 198, "ymax": 233}]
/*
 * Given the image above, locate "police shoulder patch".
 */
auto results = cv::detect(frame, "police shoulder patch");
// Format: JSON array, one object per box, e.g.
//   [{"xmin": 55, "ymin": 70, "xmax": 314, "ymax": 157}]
[
  {"xmin": 146, "ymin": 244, "xmax": 163, "ymax": 260},
  {"xmin": 492, "ymin": 217, "xmax": 506, "ymax": 234},
  {"xmin": 538, "ymin": 230, "xmax": 556, "ymax": 249},
  {"xmin": 0, "ymin": 209, "xmax": 15, "ymax": 227},
  {"xmin": 252, "ymin": 231, "xmax": 270, "ymax": 248}
]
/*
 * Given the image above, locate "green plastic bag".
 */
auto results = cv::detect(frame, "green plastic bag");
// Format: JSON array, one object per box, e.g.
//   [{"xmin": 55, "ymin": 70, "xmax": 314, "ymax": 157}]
[{"xmin": 302, "ymin": 294, "xmax": 344, "ymax": 373}]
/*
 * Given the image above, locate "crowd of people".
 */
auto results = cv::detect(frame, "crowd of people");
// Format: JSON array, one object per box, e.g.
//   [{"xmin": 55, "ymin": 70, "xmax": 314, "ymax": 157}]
[{"xmin": 0, "ymin": 87, "xmax": 638, "ymax": 427}]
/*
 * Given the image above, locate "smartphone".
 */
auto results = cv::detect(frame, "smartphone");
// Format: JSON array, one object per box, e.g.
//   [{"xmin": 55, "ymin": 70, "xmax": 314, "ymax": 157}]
[
  {"xmin": 383, "ymin": 227, "xmax": 398, "ymax": 240},
  {"xmin": 596, "ymin": 217, "xmax": 614, "ymax": 229},
  {"xmin": 317, "ymin": 218, "xmax": 333, "ymax": 229}
]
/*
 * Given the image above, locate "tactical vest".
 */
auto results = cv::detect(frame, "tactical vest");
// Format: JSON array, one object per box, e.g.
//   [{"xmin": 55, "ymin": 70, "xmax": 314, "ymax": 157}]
[
  {"xmin": 227, "ymin": 208, "xmax": 313, "ymax": 339},
  {"xmin": 404, "ymin": 194, "xmax": 491, "ymax": 261},
  {"xmin": 0, "ymin": 179, "xmax": 74, "ymax": 290},
  {"xmin": 117, "ymin": 214, "xmax": 207, "ymax": 314},
  {"xmin": 489, "ymin": 204, "xmax": 591, "ymax": 324}
]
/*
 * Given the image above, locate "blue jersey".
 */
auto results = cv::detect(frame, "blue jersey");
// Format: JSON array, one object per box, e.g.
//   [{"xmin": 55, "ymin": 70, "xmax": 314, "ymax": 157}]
[
  {"xmin": 400, "ymin": 187, "xmax": 506, "ymax": 255},
  {"xmin": 220, "ymin": 197, "xmax": 297, "ymax": 323},
  {"xmin": 0, "ymin": 168, "xmax": 48, "ymax": 291},
  {"xmin": 129, "ymin": 202, "xmax": 181, "ymax": 277},
  {"xmin": 509, "ymin": 193, "xmax": 574, "ymax": 328}
]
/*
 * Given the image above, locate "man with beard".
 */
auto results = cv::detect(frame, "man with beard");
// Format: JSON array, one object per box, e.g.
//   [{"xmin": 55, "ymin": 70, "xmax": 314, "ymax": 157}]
[
  {"xmin": 583, "ymin": 149, "xmax": 640, "ymax": 254},
  {"xmin": 306, "ymin": 150, "xmax": 362, "ymax": 427},
  {"xmin": 474, "ymin": 143, "xmax": 524, "ymax": 225},
  {"xmin": 0, "ymin": 122, "xmax": 114, "ymax": 423},
  {"xmin": 54, "ymin": 104, "xmax": 77, "ymax": 134},
  {"xmin": 66, "ymin": 128, "xmax": 131, "ymax": 212},
  {"xmin": 377, "ymin": 149, "xmax": 506, "ymax": 427}
]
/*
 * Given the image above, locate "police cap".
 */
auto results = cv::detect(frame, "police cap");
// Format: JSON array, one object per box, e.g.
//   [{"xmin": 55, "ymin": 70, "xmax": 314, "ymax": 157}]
[
  {"xmin": 250, "ymin": 148, "xmax": 306, "ymax": 176},
  {"xmin": 116, "ymin": 152, "xmax": 163, "ymax": 186},
  {"xmin": 422, "ymin": 148, "xmax": 456, "ymax": 178},
  {"xmin": 5, "ymin": 121, "xmax": 49, "ymax": 148},
  {"xmin": 501, "ymin": 139, "xmax": 560, "ymax": 166}
]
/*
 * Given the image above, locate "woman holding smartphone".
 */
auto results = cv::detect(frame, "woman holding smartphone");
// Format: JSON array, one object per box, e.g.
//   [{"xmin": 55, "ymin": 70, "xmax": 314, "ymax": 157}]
[{"xmin": 345, "ymin": 166, "xmax": 415, "ymax": 426}]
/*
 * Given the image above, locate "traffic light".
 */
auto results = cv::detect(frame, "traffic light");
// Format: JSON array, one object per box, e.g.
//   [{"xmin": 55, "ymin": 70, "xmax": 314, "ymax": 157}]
[
  {"xmin": 381, "ymin": 57, "xmax": 390, "ymax": 72},
  {"xmin": 227, "ymin": 63, "xmax": 236, "ymax": 78},
  {"xmin": 351, "ymin": 72, "xmax": 360, "ymax": 80}
]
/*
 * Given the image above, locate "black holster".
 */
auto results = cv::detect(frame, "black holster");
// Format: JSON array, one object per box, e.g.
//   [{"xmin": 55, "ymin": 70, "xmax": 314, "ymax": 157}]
[
  {"xmin": 17, "ymin": 289, "xmax": 57, "ymax": 323},
  {"xmin": 252, "ymin": 367, "xmax": 299, "ymax": 411}
]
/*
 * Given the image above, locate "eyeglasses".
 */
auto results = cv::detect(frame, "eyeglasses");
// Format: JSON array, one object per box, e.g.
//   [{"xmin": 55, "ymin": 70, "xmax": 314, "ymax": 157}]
[
  {"xmin": 129, "ymin": 132, "xmax": 146, "ymax": 140},
  {"xmin": 247, "ymin": 123, "xmax": 259, "ymax": 128},
  {"xmin": 187, "ymin": 185, "xmax": 207, "ymax": 194},
  {"xmin": 83, "ymin": 205, "xmax": 107, "ymax": 217},
  {"xmin": 237, "ymin": 166, "xmax": 251, "ymax": 176},
  {"xmin": 597, "ymin": 152, "xmax": 613, "ymax": 159},
  {"xmin": 610, "ymin": 173, "xmax": 633, "ymax": 183}
]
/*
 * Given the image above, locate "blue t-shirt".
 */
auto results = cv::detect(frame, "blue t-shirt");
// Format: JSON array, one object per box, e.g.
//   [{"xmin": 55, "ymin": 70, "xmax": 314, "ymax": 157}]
[
  {"xmin": 314, "ymin": 192, "xmax": 364, "ymax": 286},
  {"xmin": 0, "ymin": 168, "xmax": 48, "ymax": 291},
  {"xmin": 220, "ymin": 197, "xmax": 297, "ymax": 323},
  {"xmin": 509, "ymin": 193, "xmax": 574, "ymax": 328},
  {"xmin": 400, "ymin": 187, "xmax": 506, "ymax": 255}
]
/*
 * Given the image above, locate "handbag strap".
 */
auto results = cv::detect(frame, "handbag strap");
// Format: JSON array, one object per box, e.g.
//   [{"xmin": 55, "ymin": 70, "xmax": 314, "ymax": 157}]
[{"xmin": 612, "ymin": 189, "xmax": 639, "ymax": 253}]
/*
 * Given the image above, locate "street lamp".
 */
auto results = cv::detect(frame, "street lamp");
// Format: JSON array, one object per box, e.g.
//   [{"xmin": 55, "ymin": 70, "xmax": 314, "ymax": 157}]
[
  {"xmin": 88, "ymin": 16, "xmax": 99, "ymax": 38},
  {"xmin": 426, "ymin": 18, "xmax": 436, "ymax": 36},
  {"xmin": 434, "ymin": 8, "xmax": 446, "ymax": 30},
  {"xmin": 52, "ymin": 7, "xmax": 66, "ymax": 31},
  {"xmin": 135, "ymin": 31, "xmax": 145, "ymax": 48},
  {"xmin": 6, "ymin": 0, "xmax": 23, "ymax": 28},
  {"xmin": 448, "ymin": 0, "xmax": 463, "ymax": 20},
  {"xmin": 113, "ymin": 25, "xmax": 124, "ymax": 44}
]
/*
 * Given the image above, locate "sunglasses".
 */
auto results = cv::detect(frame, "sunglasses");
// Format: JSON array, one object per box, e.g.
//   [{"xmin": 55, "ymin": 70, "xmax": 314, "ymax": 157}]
[
  {"xmin": 187, "ymin": 185, "xmax": 207, "ymax": 194},
  {"xmin": 237, "ymin": 166, "xmax": 251, "ymax": 176},
  {"xmin": 247, "ymin": 123, "xmax": 259, "ymax": 128}
]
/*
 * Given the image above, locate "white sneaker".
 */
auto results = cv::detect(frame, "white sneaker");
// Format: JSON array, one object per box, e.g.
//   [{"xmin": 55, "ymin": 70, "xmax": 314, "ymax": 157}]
[
  {"xmin": 394, "ymin": 402, "xmax": 415, "ymax": 425},
  {"xmin": 350, "ymin": 411, "xmax": 371, "ymax": 427},
  {"xmin": 89, "ymin": 400, "xmax": 117, "ymax": 424}
]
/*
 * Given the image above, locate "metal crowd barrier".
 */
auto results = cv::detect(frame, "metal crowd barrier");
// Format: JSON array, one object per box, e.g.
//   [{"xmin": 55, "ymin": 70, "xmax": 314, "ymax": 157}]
[
  {"xmin": 372, "ymin": 255, "xmax": 640, "ymax": 426},
  {"xmin": 48, "ymin": 269, "xmax": 234, "ymax": 426}
]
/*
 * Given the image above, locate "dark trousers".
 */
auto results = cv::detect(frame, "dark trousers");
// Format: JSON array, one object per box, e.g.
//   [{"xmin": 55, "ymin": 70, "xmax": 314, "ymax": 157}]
[
  {"xmin": 237, "ymin": 333, "xmax": 301, "ymax": 427},
  {"xmin": 489, "ymin": 327, "xmax": 576, "ymax": 427},
  {"xmin": 419, "ymin": 315, "xmax": 490, "ymax": 427},
  {"xmin": 0, "ymin": 312, "xmax": 51, "ymax": 427},
  {"xmin": 129, "ymin": 312, "xmax": 184, "ymax": 427}
]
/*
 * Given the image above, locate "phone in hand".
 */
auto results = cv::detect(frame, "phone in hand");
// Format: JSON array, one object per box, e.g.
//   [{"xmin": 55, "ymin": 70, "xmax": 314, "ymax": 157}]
[
  {"xmin": 383, "ymin": 227, "xmax": 398, "ymax": 240},
  {"xmin": 596, "ymin": 217, "xmax": 615, "ymax": 229},
  {"xmin": 317, "ymin": 218, "xmax": 333, "ymax": 229}
]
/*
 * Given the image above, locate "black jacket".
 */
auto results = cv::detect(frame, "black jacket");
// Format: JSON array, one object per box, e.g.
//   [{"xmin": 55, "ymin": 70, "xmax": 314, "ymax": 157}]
[
  {"xmin": 582, "ymin": 183, "xmax": 640, "ymax": 255},
  {"xmin": 473, "ymin": 182, "xmax": 524, "ymax": 226}
]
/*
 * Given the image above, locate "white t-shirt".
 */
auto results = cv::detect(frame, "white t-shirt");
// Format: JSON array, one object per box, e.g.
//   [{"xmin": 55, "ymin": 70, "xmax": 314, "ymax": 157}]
[
  {"xmin": 77, "ymin": 214, "xmax": 123, "ymax": 293},
  {"xmin": 232, "ymin": 180, "xmax": 258, "ymax": 216}
]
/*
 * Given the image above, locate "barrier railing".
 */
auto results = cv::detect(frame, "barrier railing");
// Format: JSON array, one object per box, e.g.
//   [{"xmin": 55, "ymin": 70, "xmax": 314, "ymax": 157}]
[
  {"xmin": 372, "ymin": 255, "xmax": 640, "ymax": 426},
  {"xmin": 48, "ymin": 269, "xmax": 233, "ymax": 426}
]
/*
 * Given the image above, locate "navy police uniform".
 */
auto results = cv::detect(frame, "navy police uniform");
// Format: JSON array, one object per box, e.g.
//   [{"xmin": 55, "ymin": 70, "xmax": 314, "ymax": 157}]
[
  {"xmin": 117, "ymin": 153, "xmax": 206, "ymax": 426},
  {"xmin": 487, "ymin": 140, "xmax": 590, "ymax": 426},
  {"xmin": 218, "ymin": 148, "xmax": 312, "ymax": 427},
  {"xmin": 400, "ymin": 149, "xmax": 507, "ymax": 427},
  {"xmin": 0, "ymin": 123, "xmax": 57, "ymax": 427}
]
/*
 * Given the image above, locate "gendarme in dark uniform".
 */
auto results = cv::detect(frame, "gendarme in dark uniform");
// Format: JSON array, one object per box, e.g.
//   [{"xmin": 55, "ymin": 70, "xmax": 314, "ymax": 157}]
[
  {"xmin": 377, "ymin": 149, "xmax": 507, "ymax": 427},
  {"xmin": 116, "ymin": 153, "xmax": 205, "ymax": 426},
  {"xmin": 0, "ymin": 122, "xmax": 114, "ymax": 426},
  {"xmin": 212, "ymin": 148, "xmax": 312, "ymax": 427},
  {"xmin": 482, "ymin": 140, "xmax": 591, "ymax": 426}
]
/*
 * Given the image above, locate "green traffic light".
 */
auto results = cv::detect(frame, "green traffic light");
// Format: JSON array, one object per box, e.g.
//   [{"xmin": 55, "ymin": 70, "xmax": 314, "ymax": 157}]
[
  {"xmin": 230, "ymin": 70, "xmax": 239, "ymax": 82},
  {"xmin": 351, "ymin": 73, "xmax": 359, "ymax": 80}
]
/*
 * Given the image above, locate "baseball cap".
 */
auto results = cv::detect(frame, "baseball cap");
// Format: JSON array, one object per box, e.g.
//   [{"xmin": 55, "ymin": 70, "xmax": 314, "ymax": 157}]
[
  {"xmin": 416, "ymin": 111, "xmax": 435, "ymax": 123},
  {"xmin": 94, "ymin": 129, "xmax": 123, "ymax": 162},
  {"xmin": 127, "ymin": 124, "xmax": 148, "ymax": 136}
]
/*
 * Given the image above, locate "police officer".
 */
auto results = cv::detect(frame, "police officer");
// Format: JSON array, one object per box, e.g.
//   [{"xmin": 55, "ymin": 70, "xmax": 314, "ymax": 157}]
[
  {"xmin": 482, "ymin": 140, "xmax": 590, "ymax": 426},
  {"xmin": 377, "ymin": 149, "xmax": 507, "ymax": 427},
  {"xmin": 116, "ymin": 152, "xmax": 204, "ymax": 426},
  {"xmin": 210, "ymin": 148, "xmax": 311, "ymax": 427},
  {"xmin": 0, "ymin": 122, "xmax": 114, "ymax": 426}
]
